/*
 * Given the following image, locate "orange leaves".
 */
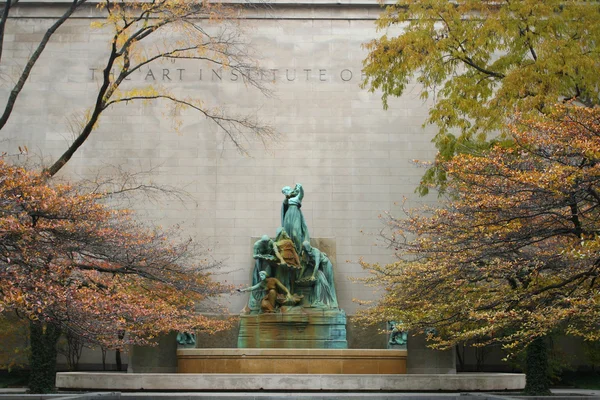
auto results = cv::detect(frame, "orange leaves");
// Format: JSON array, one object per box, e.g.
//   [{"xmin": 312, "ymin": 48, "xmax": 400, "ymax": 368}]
[
  {"xmin": 358, "ymin": 105, "xmax": 600, "ymax": 352},
  {"xmin": 0, "ymin": 161, "xmax": 229, "ymax": 349}
]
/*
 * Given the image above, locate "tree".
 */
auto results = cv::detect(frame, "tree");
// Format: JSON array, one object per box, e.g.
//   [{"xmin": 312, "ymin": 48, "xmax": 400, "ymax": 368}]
[
  {"xmin": 0, "ymin": 1, "xmax": 273, "ymax": 177},
  {"xmin": 362, "ymin": 0, "xmax": 600, "ymax": 193},
  {"xmin": 1, "ymin": 1, "xmax": 268, "ymax": 391},
  {"xmin": 357, "ymin": 105, "xmax": 600, "ymax": 394},
  {"xmin": 57, "ymin": 329, "xmax": 85, "ymax": 371},
  {"xmin": 0, "ymin": 160, "xmax": 231, "ymax": 392}
]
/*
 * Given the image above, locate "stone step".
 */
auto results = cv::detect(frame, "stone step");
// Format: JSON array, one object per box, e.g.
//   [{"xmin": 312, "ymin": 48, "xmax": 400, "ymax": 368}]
[{"xmin": 55, "ymin": 373, "xmax": 525, "ymax": 392}]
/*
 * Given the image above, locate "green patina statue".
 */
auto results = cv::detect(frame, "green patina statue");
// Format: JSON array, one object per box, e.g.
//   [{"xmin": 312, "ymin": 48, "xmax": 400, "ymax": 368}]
[
  {"xmin": 237, "ymin": 185, "xmax": 347, "ymax": 349},
  {"xmin": 388, "ymin": 321, "xmax": 408, "ymax": 349},
  {"xmin": 299, "ymin": 240, "xmax": 338, "ymax": 308},
  {"xmin": 281, "ymin": 183, "xmax": 310, "ymax": 254},
  {"xmin": 248, "ymin": 230, "xmax": 301, "ymax": 310},
  {"xmin": 239, "ymin": 184, "xmax": 340, "ymax": 314},
  {"xmin": 176, "ymin": 332, "xmax": 196, "ymax": 347}
]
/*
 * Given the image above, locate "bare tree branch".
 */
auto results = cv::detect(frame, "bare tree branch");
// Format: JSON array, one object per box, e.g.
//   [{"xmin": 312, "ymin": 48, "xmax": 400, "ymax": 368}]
[
  {"xmin": 0, "ymin": 0, "xmax": 87, "ymax": 131},
  {"xmin": 104, "ymin": 93, "xmax": 275, "ymax": 153},
  {"xmin": 43, "ymin": 0, "xmax": 274, "ymax": 177},
  {"xmin": 0, "ymin": 0, "xmax": 19, "ymax": 63},
  {"xmin": 74, "ymin": 162, "xmax": 197, "ymax": 207}
]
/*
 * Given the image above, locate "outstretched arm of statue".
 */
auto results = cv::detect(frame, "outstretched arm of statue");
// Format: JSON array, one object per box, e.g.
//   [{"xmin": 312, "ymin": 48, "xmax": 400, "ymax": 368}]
[
  {"xmin": 237, "ymin": 281, "xmax": 262, "ymax": 293},
  {"xmin": 254, "ymin": 254, "xmax": 276, "ymax": 261},
  {"xmin": 294, "ymin": 183, "xmax": 304, "ymax": 202},
  {"xmin": 275, "ymin": 279, "xmax": 293, "ymax": 299}
]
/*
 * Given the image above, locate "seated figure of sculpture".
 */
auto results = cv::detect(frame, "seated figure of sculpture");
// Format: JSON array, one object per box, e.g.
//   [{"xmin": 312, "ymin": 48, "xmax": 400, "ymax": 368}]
[{"xmin": 238, "ymin": 270, "xmax": 301, "ymax": 313}]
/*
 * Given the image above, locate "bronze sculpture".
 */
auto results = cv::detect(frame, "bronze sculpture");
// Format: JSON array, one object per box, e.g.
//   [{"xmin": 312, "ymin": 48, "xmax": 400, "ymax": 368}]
[{"xmin": 240, "ymin": 184, "xmax": 340, "ymax": 314}]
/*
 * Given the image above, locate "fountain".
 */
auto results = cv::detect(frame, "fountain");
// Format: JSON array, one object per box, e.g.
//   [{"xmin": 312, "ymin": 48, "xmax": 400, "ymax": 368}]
[{"xmin": 177, "ymin": 184, "xmax": 406, "ymax": 374}]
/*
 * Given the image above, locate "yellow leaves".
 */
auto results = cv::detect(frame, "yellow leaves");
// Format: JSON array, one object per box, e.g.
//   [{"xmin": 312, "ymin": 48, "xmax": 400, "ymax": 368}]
[
  {"xmin": 560, "ymin": 234, "xmax": 600, "ymax": 260},
  {"xmin": 90, "ymin": 21, "xmax": 105, "ymax": 30},
  {"xmin": 366, "ymin": 0, "xmax": 600, "ymax": 192}
]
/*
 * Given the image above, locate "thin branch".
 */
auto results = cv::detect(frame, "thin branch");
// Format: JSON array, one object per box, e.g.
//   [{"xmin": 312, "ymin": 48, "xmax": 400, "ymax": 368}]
[
  {"xmin": 45, "ymin": 29, "xmax": 119, "ymax": 177},
  {"xmin": 0, "ymin": 0, "xmax": 18, "ymax": 63},
  {"xmin": 0, "ymin": 0, "xmax": 87, "ymax": 131},
  {"xmin": 104, "ymin": 94, "xmax": 275, "ymax": 152},
  {"xmin": 437, "ymin": 11, "xmax": 505, "ymax": 80}
]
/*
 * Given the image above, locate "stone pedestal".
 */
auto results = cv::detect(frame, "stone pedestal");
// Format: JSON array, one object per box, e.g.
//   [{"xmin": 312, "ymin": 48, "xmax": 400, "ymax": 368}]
[
  {"xmin": 177, "ymin": 348, "xmax": 406, "ymax": 374},
  {"xmin": 238, "ymin": 308, "xmax": 347, "ymax": 349}
]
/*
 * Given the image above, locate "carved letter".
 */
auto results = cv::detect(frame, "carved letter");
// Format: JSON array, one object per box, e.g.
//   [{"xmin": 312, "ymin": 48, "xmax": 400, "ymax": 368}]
[
  {"xmin": 145, "ymin": 69, "xmax": 156, "ymax": 81},
  {"xmin": 177, "ymin": 69, "xmax": 185, "ymax": 80},
  {"xmin": 304, "ymin": 69, "xmax": 311, "ymax": 81},
  {"xmin": 319, "ymin": 69, "xmax": 326, "ymax": 82},
  {"xmin": 163, "ymin": 69, "xmax": 171, "ymax": 81},
  {"xmin": 340, "ymin": 69, "xmax": 353, "ymax": 82},
  {"xmin": 89, "ymin": 68, "xmax": 97, "ymax": 81},
  {"xmin": 286, "ymin": 69, "xmax": 296, "ymax": 82},
  {"xmin": 270, "ymin": 69, "xmax": 278, "ymax": 82},
  {"xmin": 231, "ymin": 70, "xmax": 239, "ymax": 81},
  {"xmin": 212, "ymin": 69, "xmax": 222, "ymax": 81}
]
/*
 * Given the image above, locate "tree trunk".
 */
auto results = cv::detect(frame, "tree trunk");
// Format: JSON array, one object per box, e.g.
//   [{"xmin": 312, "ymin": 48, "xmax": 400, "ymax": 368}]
[
  {"xmin": 115, "ymin": 348, "xmax": 122, "ymax": 371},
  {"xmin": 456, "ymin": 344, "xmax": 465, "ymax": 372},
  {"xmin": 115, "ymin": 330, "xmax": 125, "ymax": 371},
  {"xmin": 28, "ymin": 321, "xmax": 61, "ymax": 394},
  {"xmin": 524, "ymin": 336, "xmax": 551, "ymax": 395},
  {"xmin": 101, "ymin": 347, "xmax": 107, "ymax": 371}
]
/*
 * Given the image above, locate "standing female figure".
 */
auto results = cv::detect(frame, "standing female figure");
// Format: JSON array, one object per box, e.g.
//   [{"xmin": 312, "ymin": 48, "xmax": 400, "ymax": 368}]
[{"xmin": 281, "ymin": 183, "xmax": 310, "ymax": 254}]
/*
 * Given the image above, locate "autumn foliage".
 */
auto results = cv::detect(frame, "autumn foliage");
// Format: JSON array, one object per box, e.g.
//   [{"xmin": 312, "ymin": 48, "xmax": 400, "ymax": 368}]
[
  {"xmin": 358, "ymin": 105, "xmax": 600, "ymax": 352},
  {"xmin": 0, "ymin": 160, "xmax": 230, "ymax": 350},
  {"xmin": 362, "ymin": 0, "xmax": 600, "ymax": 193}
]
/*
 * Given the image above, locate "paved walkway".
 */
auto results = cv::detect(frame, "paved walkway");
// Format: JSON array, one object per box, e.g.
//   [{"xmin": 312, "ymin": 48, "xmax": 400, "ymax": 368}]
[
  {"xmin": 0, "ymin": 388, "xmax": 599, "ymax": 400},
  {"xmin": 553, "ymin": 389, "xmax": 600, "ymax": 396}
]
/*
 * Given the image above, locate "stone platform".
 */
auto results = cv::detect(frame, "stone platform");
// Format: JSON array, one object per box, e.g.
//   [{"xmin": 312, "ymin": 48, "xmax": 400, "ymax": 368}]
[
  {"xmin": 55, "ymin": 372, "xmax": 526, "ymax": 391},
  {"xmin": 177, "ymin": 348, "xmax": 406, "ymax": 374}
]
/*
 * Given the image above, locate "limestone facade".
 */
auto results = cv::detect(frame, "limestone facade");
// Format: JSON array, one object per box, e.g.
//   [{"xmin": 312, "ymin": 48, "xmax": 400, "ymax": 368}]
[{"xmin": 0, "ymin": 1, "xmax": 438, "ymax": 320}]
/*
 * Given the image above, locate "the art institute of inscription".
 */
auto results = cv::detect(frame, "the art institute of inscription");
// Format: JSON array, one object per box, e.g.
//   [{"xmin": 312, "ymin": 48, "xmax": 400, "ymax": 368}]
[
  {"xmin": 237, "ymin": 183, "xmax": 347, "ymax": 349},
  {"xmin": 89, "ymin": 67, "xmax": 366, "ymax": 83}
]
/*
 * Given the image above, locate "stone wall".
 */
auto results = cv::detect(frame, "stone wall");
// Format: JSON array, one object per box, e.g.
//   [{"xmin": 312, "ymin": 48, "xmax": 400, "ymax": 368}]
[{"xmin": 0, "ymin": 1, "xmax": 438, "ymax": 317}]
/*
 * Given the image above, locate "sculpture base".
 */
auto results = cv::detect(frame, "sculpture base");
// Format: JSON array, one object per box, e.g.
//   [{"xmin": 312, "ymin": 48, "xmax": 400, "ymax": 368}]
[
  {"xmin": 177, "ymin": 348, "xmax": 406, "ymax": 374},
  {"xmin": 237, "ymin": 308, "xmax": 347, "ymax": 349}
]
